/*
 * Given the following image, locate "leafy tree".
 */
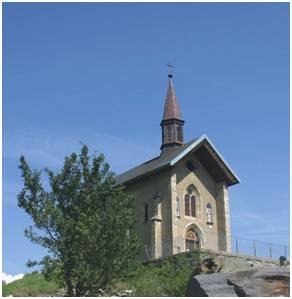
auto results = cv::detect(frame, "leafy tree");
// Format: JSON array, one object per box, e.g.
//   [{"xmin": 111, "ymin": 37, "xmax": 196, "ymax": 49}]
[{"xmin": 18, "ymin": 145, "xmax": 141, "ymax": 296}]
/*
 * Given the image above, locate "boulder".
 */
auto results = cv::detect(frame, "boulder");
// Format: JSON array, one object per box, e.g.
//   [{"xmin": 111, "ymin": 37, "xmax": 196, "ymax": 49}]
[
  {"xmin": 186, "ymin": 266, "xmax": 290, "ymax": 297},
  {"xmin": 226, "ymin": 267, "xmax": 290, "ymax": 297},
  {"xmin": 186, "ymin": 273, "xmax": 238, "ymax": 297}
]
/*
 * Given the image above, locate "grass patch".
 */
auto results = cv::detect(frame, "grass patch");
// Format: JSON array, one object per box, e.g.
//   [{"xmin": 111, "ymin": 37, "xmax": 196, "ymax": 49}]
[{"xmin": 2, "ymin": 272, "xmax": 59, "ymax": 297}]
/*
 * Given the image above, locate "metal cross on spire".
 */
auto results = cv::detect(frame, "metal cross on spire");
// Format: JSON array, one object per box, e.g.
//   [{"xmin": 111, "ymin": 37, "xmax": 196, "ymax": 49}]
[{"xmin": 166, "ymin": 62, "xmax": 174, "ymax": 78}]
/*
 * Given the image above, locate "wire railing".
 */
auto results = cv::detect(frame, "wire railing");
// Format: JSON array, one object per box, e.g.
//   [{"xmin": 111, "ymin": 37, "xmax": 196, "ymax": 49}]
[
  {"xmin": 143, "ymin": 236, "xmax": 289, "ymax": 262},
  {"xmin": 232, "ymin": 236, "xmax": 289, "ymax": 260}
]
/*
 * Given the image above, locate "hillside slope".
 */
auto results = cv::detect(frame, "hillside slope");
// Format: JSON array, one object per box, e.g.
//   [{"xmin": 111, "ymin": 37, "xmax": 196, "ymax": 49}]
[{"xmin": 2, "ymin": 272, "xmax": 59, "ymax": 297}]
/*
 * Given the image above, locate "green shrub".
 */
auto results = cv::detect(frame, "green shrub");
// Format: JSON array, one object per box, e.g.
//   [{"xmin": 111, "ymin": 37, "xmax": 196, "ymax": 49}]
[
  {"xmin": 110, "ymin": 250, "xmax": 203, "ymax": 297},
  {"xmin": 131, "ymin": 262, "xmax": 193, "ymax": 296}
]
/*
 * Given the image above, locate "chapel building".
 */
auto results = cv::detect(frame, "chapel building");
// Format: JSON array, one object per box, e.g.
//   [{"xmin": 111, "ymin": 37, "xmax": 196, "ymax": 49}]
[{"xmin": 115, "ymin": 72, "xmax": 240, "ymax": 259}]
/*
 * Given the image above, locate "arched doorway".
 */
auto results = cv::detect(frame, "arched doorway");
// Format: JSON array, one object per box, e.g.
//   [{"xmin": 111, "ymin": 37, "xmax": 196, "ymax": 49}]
[{"xmin": 185, "ymin": 227, "xmax": 200, "ymax": 251}]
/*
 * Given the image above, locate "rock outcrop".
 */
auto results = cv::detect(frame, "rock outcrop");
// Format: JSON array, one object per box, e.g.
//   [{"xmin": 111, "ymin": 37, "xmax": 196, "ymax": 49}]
[
  {"xmin": 186, "ymin": 266, "xmax": 290, "ymax": 297},
  {"xmin": 186, "ymin": 272, "xmax": 238, "ymax": 297},
  {"xmin": 226, "ymin": 267, "xmax": 290, "ymax": 297}
]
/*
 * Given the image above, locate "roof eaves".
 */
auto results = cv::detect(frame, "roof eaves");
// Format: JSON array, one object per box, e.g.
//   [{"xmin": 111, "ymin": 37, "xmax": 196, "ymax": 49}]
[
  {"xmin": 170, "ymin": 134, "xmax": 241, "ymax": 183},
  {"xmin": 203, "ymin": 135, "xmax": 241, "ymax": 183},
  {"xmin": 120, "ymin": 161, "xmax": 171, "ymax": 185},
  {"xmin": 170, "ymin": 135, "xmax": 206, "ymax": 166}
]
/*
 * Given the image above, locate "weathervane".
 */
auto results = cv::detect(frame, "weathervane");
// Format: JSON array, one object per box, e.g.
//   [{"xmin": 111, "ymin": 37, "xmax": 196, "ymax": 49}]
[{"xmin": 166, "ymin": 62, "xmax": 174, "ymax": 78}]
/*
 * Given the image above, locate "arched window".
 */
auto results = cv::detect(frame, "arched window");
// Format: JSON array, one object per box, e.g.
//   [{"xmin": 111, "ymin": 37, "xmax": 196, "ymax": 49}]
[
  {"xmin": 184, "ymin": 184, "xmax": 200, "ymax": 218},
  {"xmin": 167, "ymin": 125, "xmax": 172, "ymax": 141},
  {"xmin": 144, "ymin": 203, "xmax": 149, "ymax": 222},
  {"xmin": 177, "ymin": 126, "xmax": 183, "ymax": 142},
  {"xmin": 184, "ymin": 194, "xmax": 190, "ymax": 216},
  {"xmin": 191, "ymin": 196, "xmax": 196, "ymax": 217},
  {"xmin": 206, "ymin": 203, "xmax": 213, "ymax": 224}
]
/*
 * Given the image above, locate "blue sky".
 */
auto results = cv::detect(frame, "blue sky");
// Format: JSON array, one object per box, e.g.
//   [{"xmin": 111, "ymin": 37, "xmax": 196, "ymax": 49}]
[{"xmin": 3, "ymin": 3, "xmax": 289, "ymax": 275}]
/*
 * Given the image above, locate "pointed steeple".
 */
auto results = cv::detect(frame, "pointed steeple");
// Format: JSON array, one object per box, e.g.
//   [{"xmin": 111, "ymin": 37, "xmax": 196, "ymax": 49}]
[
  {"xmin": 160, "ymin": 70, "xmax": 185, "ymax": 151},
  {"xmin": 162, "ymin": 78, "xmax": 182, "ymax": 120}
]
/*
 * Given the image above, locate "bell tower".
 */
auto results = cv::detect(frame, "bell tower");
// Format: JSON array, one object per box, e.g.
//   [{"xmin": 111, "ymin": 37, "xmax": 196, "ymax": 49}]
[{"xmin": 160, "ymin": 67, "xmax": 185, "ymax": 150}]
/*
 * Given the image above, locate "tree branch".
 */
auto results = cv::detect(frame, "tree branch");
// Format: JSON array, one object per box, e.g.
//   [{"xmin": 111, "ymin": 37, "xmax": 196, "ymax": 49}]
[{"xmin": 44, "ymin": 225, "xmax": 57, "ymax": 242}]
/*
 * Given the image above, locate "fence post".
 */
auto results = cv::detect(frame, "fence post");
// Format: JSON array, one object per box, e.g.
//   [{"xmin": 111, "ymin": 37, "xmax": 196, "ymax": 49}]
[
  {"xmin": 269, "ymin": 243, "xmax": 272, "ymax": 259},
  {"xmin": 235, "ymin": 237, "xmax": 239, "ymax": 255},
  {"xmin": 253, "ymin": 240, "xmax": 256, "ymax": 257}
]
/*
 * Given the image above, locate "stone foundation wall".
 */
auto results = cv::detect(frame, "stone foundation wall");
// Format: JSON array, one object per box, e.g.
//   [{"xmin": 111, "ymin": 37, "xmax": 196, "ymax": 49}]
[
  {"xmin": 200, "ymin": 249, "xmax": 283, "ymax": 273},
  {"xmin": 144, "ymin": 249, "xmax": 285, "ymax": 273}
]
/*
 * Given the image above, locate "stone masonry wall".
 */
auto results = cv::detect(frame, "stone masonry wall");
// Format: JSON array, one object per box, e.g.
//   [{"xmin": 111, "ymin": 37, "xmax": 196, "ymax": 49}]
[
  {"xmin": 126, "ymin": 167, "xmax": 173, "ymax": 259},
  {"xmin": 173, "ymin": 154, "xmax": 220, "ymax": 252}
]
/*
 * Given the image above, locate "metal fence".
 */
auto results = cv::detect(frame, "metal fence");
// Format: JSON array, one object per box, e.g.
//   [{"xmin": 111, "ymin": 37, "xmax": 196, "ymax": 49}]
[
  {"xmin": 143, "ymin": 236, "xmax": 289, "ymax": 262},
  {"xmin": 232, "ymin": 236, "xmax": 289, "ymax": 260}
]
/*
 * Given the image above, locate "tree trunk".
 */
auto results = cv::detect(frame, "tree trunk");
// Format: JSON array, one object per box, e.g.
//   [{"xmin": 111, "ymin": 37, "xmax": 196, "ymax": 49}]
[{"xmin": 65, "ymin": 268, "xmax": 74, "ymax": 296}]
